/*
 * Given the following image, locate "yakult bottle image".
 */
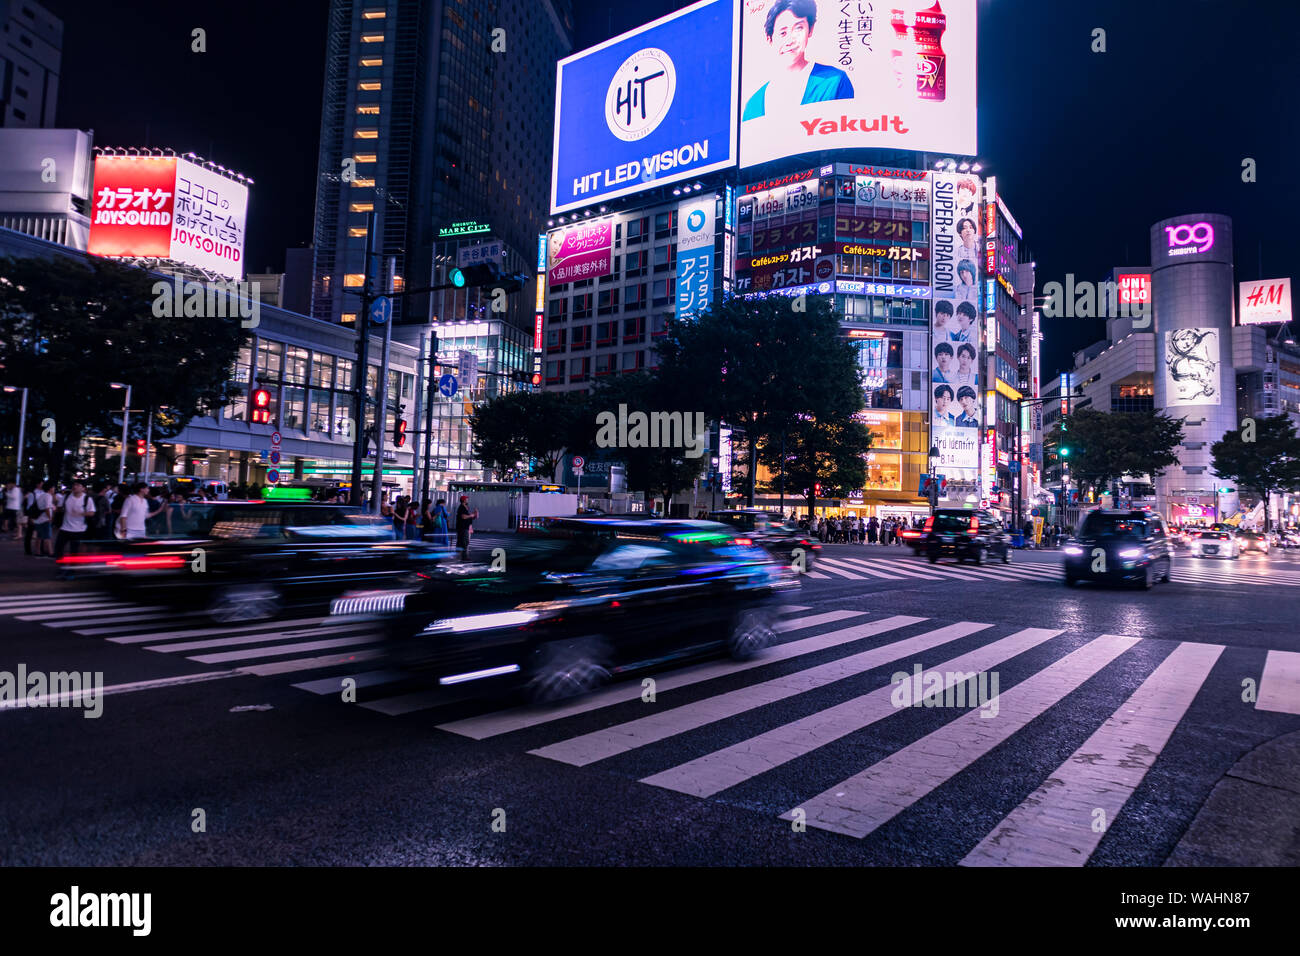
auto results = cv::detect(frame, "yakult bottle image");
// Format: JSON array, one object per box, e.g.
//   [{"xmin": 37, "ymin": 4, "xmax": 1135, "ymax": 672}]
[{"xmin": 891, "ymin": 1, "xmax": 948, "ymax": 102}]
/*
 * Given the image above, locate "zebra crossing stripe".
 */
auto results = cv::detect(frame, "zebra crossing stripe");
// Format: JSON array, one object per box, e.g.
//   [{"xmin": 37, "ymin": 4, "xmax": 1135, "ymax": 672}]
[
  {"xmin": 9, "ymin": 600, "xmax": 131, "ymax": 617},
  {"xmin": 1256, "ymin": 650, "xmax": 1300, "ymax": 715},
  {"xmin": 962, "ymin": 641, "xmax": 1223, "ymax": 866},
  {"xmin": 815, "ymin": 562, "xmax": 872, "ymax": 580},
  {"xmin": 146, "ymin": 622, "xmax": 371, "ymax": 654},
  {"xmin": 293, "ymin": 669, "xmax": 412, "ymax": 695},
  {"xmin": 437, "ymin": 613, "xmax": 922, "ymax": 740},
  {"xmin": 782, "ymin": 633, "xmax": 1140, "ymax": 839},
  {"xmin": 101, "ymin": 615, "xmax": 328, "ymax": 643},
  {"xmin": 188, "ymin": 633, "xmax": 385, "ymax": 664},
  {"xmin": 642, "ymin": 627, "xmax": 1062, "ymax": 797},
  {"xmin": 0, "ymin": 591, "xmax": 98, "ymax": 605},
  {"xmin": 238, "ymin": 648, "xmax": 386, "ymax": 677},
  {"xmin": 529, "ymin": 620, "xmax": 990, "ymax": 767}
]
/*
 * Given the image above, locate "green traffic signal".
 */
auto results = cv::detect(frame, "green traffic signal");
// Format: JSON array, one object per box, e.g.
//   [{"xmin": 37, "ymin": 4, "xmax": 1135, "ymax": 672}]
[
  {"xmin": 449, "ymin": 268, "xmax": 466, "ymax": 288},
  {"xmin": 1059, "ymin": 446, "xmax": 1071, "ymax": 458}
]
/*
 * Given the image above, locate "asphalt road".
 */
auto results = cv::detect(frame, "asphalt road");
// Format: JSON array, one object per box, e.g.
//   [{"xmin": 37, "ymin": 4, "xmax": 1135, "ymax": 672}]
[{"xmin": 2, "ymin": 542, "xmax": 1298, "ymax": 866}]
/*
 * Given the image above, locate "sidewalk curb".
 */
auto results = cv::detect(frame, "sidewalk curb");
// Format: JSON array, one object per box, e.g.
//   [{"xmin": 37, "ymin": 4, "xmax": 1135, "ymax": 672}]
[{"xmin": 1164, "ymin": 730, "xmax": 1300, "ymax": 866}]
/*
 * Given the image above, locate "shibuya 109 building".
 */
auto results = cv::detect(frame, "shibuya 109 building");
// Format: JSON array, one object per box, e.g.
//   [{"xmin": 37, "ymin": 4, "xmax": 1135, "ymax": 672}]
[{"xmin": 540, "ymin": 0, "xmax": 1042, "ymax": 521}]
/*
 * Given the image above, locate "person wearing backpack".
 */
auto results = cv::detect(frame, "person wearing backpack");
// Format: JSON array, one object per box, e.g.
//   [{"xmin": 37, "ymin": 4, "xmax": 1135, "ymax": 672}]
[{"xmin": 54, "ymin": 480, "xmax": 96, "ymax": 575}]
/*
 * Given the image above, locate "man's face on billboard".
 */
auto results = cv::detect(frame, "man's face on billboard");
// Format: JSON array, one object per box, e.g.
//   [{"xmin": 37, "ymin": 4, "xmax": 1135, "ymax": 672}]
[
  {"xmin": 771, "ymin": 11, "xmax": 811, "ymax": 70},
  {"xmin": 960, "ymin": 395, "xmax": 977, "ymax": 416},
  {"xmin": 960, "ymin": 221, "xmax": 975, "ymax": 245},
  {"xmin": 934, "ymin": 393, "xmax": 951, "ymax": 415},
  {"xmin": 957, "ymin": 349, "xmax": 973, "ymax": 371},
  {"xmin": 936, "ymin": 351, "xmax": 952, "ymax": 372}
]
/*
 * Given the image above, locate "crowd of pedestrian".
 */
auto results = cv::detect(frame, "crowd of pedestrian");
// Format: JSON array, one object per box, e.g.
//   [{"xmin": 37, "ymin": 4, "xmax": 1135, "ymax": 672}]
[{"xmin": 794, "ymin": 513, "xmax": 923, "ymax": 545}]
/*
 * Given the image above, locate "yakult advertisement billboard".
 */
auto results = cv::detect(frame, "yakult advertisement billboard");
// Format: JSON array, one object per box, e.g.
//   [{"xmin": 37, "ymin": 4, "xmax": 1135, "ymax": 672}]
[
  {"xmin": 88, "ymin": 155, "xmax": 249, "ymax": 280},
  {"xmin": 550, "ymin": 0, "xmax": 739, "ymax": 214},
  {"xmin": 739, "ymin": 0, "xmax": 976, "ymax": 168}
]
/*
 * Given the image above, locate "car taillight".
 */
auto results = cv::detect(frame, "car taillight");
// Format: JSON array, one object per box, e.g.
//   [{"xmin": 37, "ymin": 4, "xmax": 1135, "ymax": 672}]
[
  {"xmin": 734, "ymin": 537, "xmax": 753, "ymax": 546},
  {"xmin": 108, "ymin": 555, "xmax": 186, "ymax": 570},
  {"xmin": 57, "ymin": 554, "xmax": 118, "ymax": 565},
  {"xmin": 969, "ymin": 517, "xmax": 979, "ymax": 534},
  {"xmin": 923, "ymin": 517, "xmax": 933, "ymax": 533}
]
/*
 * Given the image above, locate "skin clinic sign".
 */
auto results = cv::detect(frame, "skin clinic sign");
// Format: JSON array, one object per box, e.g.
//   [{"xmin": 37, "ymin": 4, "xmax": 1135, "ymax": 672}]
[
  {"xmin": 739, "ymin": 0, "xmax": 976, "ymax": 168},
  {"xmin": 550, "ymin": 0, "xmax": 739, "ymax": 213}
]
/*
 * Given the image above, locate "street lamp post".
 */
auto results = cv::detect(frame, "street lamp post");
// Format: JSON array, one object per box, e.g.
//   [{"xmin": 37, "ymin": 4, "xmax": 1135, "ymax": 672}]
[
  {"xmin": 927, "ymin": 445, "xmax": 939, "ymax": 515},
  {"xmin": 2, "ymin": 385, "xmax": 27, "ymax": 485},
  {"xmin": 110, "ymin": 383, "xmax": 132, "ymax": 485},
  {"xmin": 710, "ymin": 456, "xmax": 719, "ymax": 513}
]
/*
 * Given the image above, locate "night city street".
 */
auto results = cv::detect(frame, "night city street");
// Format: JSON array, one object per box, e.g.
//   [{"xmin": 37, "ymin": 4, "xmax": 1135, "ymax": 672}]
[{"xmin": 1, "ymin": 0, "xmax": 1298, "ymax": 939}]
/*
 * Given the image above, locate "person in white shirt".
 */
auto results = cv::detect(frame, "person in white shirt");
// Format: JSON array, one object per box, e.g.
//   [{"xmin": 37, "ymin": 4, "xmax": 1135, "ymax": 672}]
[
  {"xmin": 54, "ymin": 480, "xmax": 96, "ymax": 570},
  {"xmin": 118, "ymin": 484, "xmax": 158, "ymax": 540},
  {"xmin": 32, "ymin": 481, "xmax": 58, "ymax": 556},
  {"xmin": 3, "ymin": 481, "xmax": 20, "ymax": 539}
]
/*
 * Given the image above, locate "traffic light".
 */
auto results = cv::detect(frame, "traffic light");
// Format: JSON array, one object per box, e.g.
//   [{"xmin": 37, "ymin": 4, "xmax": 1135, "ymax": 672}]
[
  {"xmin": 1059, "ymin": 446, "xmax": 1071, "ymax": 459},
  {"xmin": 393, "ymin": 418, "xmax": 408, "ymax": 448},
  {"xmin": 135, "ymin": 439, "xmax": 146, "ymax": 457},
  {"xmin": 250, "ymin": 388, "xmax": 272, "ymax": 424},
  {"xmin": 530, "ymin": 372, "xmax": 541, "ymax": 386},
  {"xmin": 447, "ymin": 262, "xmax": 529, "ymax": 293},
  {"xmin": 814, "ymin": 482, "xmax": 822, "ymax": 498}
]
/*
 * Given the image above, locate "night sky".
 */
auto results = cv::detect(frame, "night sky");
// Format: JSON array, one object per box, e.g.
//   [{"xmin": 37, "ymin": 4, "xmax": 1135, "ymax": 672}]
[{"xmin": 47, "ymin": 0, "xmax": 1298, "ymax": 378}]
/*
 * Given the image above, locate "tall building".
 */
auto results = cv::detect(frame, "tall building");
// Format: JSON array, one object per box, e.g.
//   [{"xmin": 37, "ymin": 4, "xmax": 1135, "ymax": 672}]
[
  {"xmin": 539, "ymin": 0, "xmax": 1024, "ymax": 518},
  {"xmin": 310, "ymin": 0, "xmax": 573, "ymax": 328},
  {"xmin": 0, "ymin": 127, "xmax": 91, "ymax": 247},
  {"xmin": 309, "ymin": 0, "xmax": 573, "ymax": 488},
  {"xmin": 0, "ymin": 0, "xmax": 60, "ymax": 128}
]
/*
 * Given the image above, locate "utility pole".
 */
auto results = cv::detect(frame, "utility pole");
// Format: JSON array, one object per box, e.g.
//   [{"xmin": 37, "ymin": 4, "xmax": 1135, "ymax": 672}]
[
  {"xmin": 370, "ymin": 256, "xmax": 397, "ymax": 514},
  {"xmin": 348, "ymin": 212, "xmax": 376, "ymax": 508}
]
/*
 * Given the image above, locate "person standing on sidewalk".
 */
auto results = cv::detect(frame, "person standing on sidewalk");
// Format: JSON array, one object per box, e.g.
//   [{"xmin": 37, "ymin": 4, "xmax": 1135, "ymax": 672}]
[
  {"xmin": 117, "ymin": 484, "xmax": 157, "ymax": 540},
  {"xmin": 30, "ymin": 481, "xmax": 55, "ymax": 557},
  {"xmin": 455, "ymin": 494, "xmax": 478, "ymax": 560},
  {"xmin": 3, "ymin": 481, "xmax": 20, "ymax": 539}
]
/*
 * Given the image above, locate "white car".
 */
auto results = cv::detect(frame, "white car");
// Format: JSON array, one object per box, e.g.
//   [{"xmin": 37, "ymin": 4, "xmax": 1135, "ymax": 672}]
[{"xmin": 1190, "ymin": 530, "xmax": 1238, "ymax": 559}]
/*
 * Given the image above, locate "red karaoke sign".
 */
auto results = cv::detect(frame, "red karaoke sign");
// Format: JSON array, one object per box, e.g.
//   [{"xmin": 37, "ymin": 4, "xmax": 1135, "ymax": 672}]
[{"xmin": 87, "ymin": 157, "xmax": 177, "ymax": 259}]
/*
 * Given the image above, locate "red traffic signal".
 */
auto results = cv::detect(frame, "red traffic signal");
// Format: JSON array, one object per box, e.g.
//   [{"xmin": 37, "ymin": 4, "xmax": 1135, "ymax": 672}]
[
  {"xmin": 814, "ymin": 483, "xmax": 822, "ymax": 497},
  {"xmin": 393, "ymin": 418, "xmax": 408, "ymax": 448},
  {"xmin": 250, "ymin": 388, "xmax": 272, "ymax": 424},
  {"xmin": 134, "ymin": 439, "xmax": 146, "ymax": 456},
  {"xmin": 530, "ymin": 373, "xmax": 541, "ymax": 386}
]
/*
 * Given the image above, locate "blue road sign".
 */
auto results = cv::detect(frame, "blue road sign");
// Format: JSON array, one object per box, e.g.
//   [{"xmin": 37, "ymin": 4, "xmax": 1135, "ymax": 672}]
[
  {"xmin": 438, "ymin": 373, "xmax": 458, "ymax": 398},
  {"xmin": 370, "ymin": 296, "xmax": 392, "ymax": 325},
  {"xmin": 267, "ymin": 469, "xmax": 280, "ymax": 484},
  {"xmin": 269, "ymin": 449, "xmax": 281, "ymax": 465}
]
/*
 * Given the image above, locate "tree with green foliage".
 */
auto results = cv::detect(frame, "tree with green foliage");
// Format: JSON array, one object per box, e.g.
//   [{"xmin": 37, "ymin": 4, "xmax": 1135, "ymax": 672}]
[
  {"xmin": 1049, "ymin": 407, "xmax": 1183, "ymax": 501},
  {"xmin": 571, "ymin": 371, "xmax": 708, "ymax": 514},
  {"xmin": 0, "ymin": 255, "xmax": 245, "ymax": 481},
  {"xmin": 1210, "ymin": 414, "xmax": 1300, "ymax": 531},
  {"xmin": 469, "ymin": 389, "xmax": 584, "ymax": 482},
  {"xmin": 759, "ymin": 413, "xmax": 873, "ymax": 516},
  {"xmin": 655, "ymin": 294, "xmax": 862, "ymax": 505}
]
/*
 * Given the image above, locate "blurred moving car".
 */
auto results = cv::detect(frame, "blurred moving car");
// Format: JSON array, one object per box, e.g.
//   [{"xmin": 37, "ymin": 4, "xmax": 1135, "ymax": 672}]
[
  {"xmin": 1189, "ymin": 529, "xmax": 1239, "ymax": 559},
  {"xmin": 708, "ymin": 509, "xmax": 820, "ymax": 570},
  {"xmin": 899, "ymin": 524, "xmax": 925, "ymax": 554},
  {"xmin": 69, "ymin": 501, "xmax": 446, "ymax": 621},
  {"xmin": 1064, "ymin": 509, "xmax": 1173, "ymax": 588},
  {"xmin": 332, "ymin": 518, "xmax": 797, "ymax": 703},
  {"xmin": 1235, "ymin": 530, "xmax": 1270, "ymax": 555},
  {"xmin": 920, "ymin": 509, "xmax": 1012, "ymax": 564}
]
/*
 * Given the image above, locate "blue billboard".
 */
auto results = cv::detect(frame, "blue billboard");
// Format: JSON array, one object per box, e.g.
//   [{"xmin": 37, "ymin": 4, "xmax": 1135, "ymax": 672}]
[{"xmin": 550, "ymin": 0, "xmax": 739, "ymax": 214}]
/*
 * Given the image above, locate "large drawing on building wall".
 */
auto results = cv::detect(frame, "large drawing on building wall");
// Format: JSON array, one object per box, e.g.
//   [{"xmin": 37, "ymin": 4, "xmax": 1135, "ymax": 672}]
[{"xmin": 1163, "ymin": 327, "xmax": 1221, "ymax": 406}]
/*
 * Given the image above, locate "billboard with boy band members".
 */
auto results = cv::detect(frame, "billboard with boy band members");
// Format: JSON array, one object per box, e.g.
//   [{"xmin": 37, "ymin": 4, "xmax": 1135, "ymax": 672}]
[{"xmin": 930, "ymin": 170, "xmax": 983, "ymax": 475}]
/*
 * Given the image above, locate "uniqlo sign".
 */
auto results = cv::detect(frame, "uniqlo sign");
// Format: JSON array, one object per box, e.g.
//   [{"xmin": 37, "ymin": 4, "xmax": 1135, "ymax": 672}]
[
  {"xmin": 1117, "ymin": 273, "xmax": 1151, "ymax": 305},
  {"xmin": 88, "ymin": 155, "xmax": 249, "ymax": 280}
]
